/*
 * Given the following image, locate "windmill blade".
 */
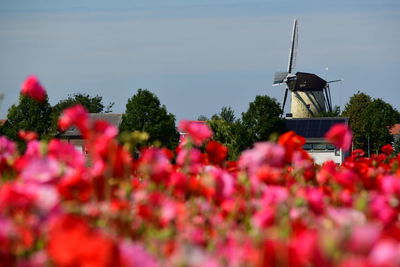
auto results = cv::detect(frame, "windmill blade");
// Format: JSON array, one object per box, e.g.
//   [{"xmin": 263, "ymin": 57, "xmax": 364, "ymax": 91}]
[
  {"xmin": 327, "ymin": 79, "xmax": 342, "ymax": 84},
  {"xmin": 273, "ymin": 72, "xmax": 288, "ymax": 85},
  {"xmin": 287, "ymin": 19, "xmax": 298, "ymax": 74},
  {"xmin": 281, "ymin": 88, "xmax": 289, "ymax": 116}
]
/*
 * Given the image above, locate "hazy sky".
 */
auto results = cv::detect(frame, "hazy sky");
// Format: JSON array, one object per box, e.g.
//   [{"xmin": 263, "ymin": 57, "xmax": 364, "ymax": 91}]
[{"xmin": 0, "ymin": 0, "xmax": 399, "ymax": 122}]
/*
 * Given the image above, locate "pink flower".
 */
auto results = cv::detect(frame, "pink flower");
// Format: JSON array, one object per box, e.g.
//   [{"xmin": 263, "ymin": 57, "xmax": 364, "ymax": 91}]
[
  {"xmin": 380, "ymin": 175, "xmax": 400, "ymax": 197},
  {"xmin": 139, "ymin": 148, "xmax": 172, "ymax": 183},
  {"xmin": 206, "ymin": 166, "xmax": 235, "ymax": 201},
  {"xmin": 48, "ymin": 139, "xmax": 85, "ymax": 169},
  {"xmin": 21, "ymin": 75, "xmax": 47, "ymax": 102},
  {"xmin": 20, "ymin": 157, "xmax": 61, "ymax": 184},
  {"xmin": 369, "ymin": 239, "xmax": 400, "ymax": 266},
  {"xmin": 239, "ymin": 142, "xmax": 285, "ymax": 170},
  {"xmin": 239, "ymin": 142, "xmax": 285, "ymax": 189},
  {"xmin": 58, "ymin": 104, "xmax": 89, "ymax": 137},
  {"xmin": 303, "ymin": 187, "xmax": 325, "ymax": 215},
  {"xmin": 179, "ymin": 120, "xmax": 212, "ymax": 146},
  {"xmin": 176, "ymin": 147, "xmax": 203, "ymax": 174},
  {"xmin": 119, "ymin": 241, "xmax": 159, "ymax": 267},
  {"xmin": 0, "ymin": 136, "xmax": 17, "ymax": 162},
  {"xmin": 325, "ymin": 123, "xmax": 352, "ymax": 151},
  {"xmin": 347, "ymin": 224, "xmax": 381, "ymax": 255}
]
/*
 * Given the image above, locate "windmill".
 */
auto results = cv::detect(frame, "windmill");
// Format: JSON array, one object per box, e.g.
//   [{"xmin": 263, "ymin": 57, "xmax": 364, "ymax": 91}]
[{"xmin": 273, "ymin": 19, "xmax": 340, "ymax": 118}]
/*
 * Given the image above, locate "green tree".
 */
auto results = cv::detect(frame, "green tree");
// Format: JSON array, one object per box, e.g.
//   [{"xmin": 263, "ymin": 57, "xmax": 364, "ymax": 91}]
[
  {"xmin": 314, "ymin": 105, "xmax": 341, "ymax": 117},
  {"xmin": 219, "ymin": 106, "xmax": 236, "ymax": 123},
  {"xmin": 119, "ymin": 89, "xmax": 179, "ymax": 149},
  {"xmin": 207, "ymin": 107, "xmax": 241, "ymax": 160},
  {"xmin": 342, "ymin": 92, "xmax": 372, "ymax": 152},
  {"xmin": 240, "ymin": 95, "xmax": 286, "ymax": 150},
  {"xmin": 1, "ymin": 94, "xmax": 52, "ymax": 149},
  {"xmin": 363, "ymin": 98, "xmax": 399, "ymax": 154},
  {"xmin": 343, "ymin": 92, "xmax": 399, "ymax": 154},
  {"xmin": 53, "ymin": 93, "xmax": 114, "ymax": 115}
]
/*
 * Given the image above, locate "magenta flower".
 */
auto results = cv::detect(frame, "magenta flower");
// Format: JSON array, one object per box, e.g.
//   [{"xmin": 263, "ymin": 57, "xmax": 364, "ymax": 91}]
[
  {"xmin": 58, "ymin": 104, "xmax": 89, "ymax": 137},
  {"xmin": 179, "ymin": 120, "xmax": 212, "ymax": 146},
  {"xmin": 325, "ymin": 123, "xmax": 352, "ymax": 151},
  {"xmin": 21, "ymin": 75, "xmax": 47, "ymax": 102}
]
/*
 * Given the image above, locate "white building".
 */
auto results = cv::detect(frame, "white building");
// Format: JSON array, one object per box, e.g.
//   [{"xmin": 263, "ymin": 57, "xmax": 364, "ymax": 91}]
[{"xmin": 285, "ymin": 117, "xmax": 350, "ymax": 165}]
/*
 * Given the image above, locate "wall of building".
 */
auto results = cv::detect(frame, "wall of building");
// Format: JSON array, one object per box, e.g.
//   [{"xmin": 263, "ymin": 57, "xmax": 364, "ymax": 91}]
[
  {"xmin": 307, "ymin": 150, "xmax": 343, "ymax": 165},
  {"xmin": 291, "ymin": 91, "xmax": 325, "ymax": 118}
]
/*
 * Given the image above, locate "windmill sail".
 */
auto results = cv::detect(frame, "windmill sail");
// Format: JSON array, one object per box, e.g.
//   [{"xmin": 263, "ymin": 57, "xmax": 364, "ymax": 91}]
[
  {"xmin": 273, "ymin": 71, "xmax": 288, "ymax": 85},
  {"xmin": 287, "ymin": 19, "xmax": 298, "ymax": 74}
]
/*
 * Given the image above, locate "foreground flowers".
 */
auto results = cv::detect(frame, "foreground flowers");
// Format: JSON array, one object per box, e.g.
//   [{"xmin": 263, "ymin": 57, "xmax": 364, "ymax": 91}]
[{"xmin": 1, "ymin": 108, "xmax": 400, "ymax": 266}]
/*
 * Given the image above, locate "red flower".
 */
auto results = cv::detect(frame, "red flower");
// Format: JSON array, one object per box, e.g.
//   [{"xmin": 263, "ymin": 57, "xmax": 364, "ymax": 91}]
[
  {"xmin": 58, "ymin": 169, "xmax": 92, "ymax": 202},
  {"xmin": 325, "ymin": 123, "xmax": 352, "ymax": 152},
  {"xmin": 205, "ymin": 141, "xmax": 228, "ymax": 165},
  {"xmin": 47, "ymin": 215, "xmax": 119, "ymax": 267},
  {"xmin": 381, "ymin": 144, "xmax": 394, "ymax": 156},
  {"xmin": 21, "ymin": 75, "xmax": 46, "ymax": 102},
  {"xmin": 278, "ymin": 131, "xmax": 305, "ymax": 163},
  {"xmin": 18, "ymin": 130, "xmax": 38, "ymax": 141}
]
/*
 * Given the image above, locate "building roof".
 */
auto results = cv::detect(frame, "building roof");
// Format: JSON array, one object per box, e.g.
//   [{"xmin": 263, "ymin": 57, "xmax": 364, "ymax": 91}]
[
  {"xmin": 61, "ymin": 113, "xmax": 123, "ymax": 138},
  {"xmin": 290, "ymin": 72, "xmax": 327, "ymax": 92},
  {"xmin": 390, "ymin": 124, "xmax": 400, "ymax": 135},
  {"xmin": 285, "ymin": 117, "xmax": 348, "ymax": 139}
]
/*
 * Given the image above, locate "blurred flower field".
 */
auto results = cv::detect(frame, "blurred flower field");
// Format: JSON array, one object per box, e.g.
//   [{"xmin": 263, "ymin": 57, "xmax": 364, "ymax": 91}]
[{"xmin": 1, "ymin": 77, "xmax": 400, "ymax": 266}]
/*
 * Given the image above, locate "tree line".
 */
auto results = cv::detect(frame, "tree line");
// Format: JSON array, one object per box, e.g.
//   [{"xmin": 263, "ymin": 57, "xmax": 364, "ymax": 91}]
[{"xmin": 1, "ymin": 89, "xmax": 399, "ymax": 158}]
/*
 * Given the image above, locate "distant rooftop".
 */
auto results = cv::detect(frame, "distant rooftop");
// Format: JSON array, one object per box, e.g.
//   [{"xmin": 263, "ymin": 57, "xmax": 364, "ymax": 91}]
[
  {"xmin": 285, "ymin": 117, "xmax": 348, "ymax": 139},
  {"xmin": 61, "ymin": 113, "xmax": 123, "ymax": 138}
]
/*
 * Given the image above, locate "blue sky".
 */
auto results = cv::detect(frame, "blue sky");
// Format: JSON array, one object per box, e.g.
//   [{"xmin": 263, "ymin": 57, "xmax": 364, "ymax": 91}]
[{"xmin": 0, "ymin": 0, "xmax": 399, "ymax": 121}]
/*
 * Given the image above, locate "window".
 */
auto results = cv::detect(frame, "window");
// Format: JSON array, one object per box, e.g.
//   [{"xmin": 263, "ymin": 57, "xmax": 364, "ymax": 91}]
[
  {"xmin": 303, "ymin": 143, "xmax": 336, "ymax": 151},
  {"xmin": 303, "ymin": 143, "xmax": 313, "ymax": 150},
  {"xmin": 312, "ymin": 143, "xmax": 326, "ymax": 150}
]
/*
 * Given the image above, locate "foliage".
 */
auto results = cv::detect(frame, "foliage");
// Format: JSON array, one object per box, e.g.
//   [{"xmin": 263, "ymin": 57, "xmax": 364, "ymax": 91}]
[
  {"xmin": 53, "ymin": 93, "xmax": 114, "ymax": 114},
  {"xmin": 343, "ymin": 92, "xmax": 399, "ymax": 154},
  {"xmin": 1, "ymin": 94, "xmax": 52, "ymax": 149},
  {"xmin": 197, "ymin": 115, "xmax": 208, "ymax": 121},
  {"xmin": 314, "ymin": 105, "xmax": 341, "ymax": 117},
  {"xmin": 342, "ymin": 92, "xmax": 372, "ymax": 151},
  {"xmin": 119, "ymin": 89, "xmax": 179, "ymax": 149},
  {"xmin": 363, "ymin": 98, "xmax": 400, "ymax": 154},
  {"xmin": 240, "ymin": 95, "xmax": 286, "ymax": 150},
  {"xmin": 218, "ymin": 106, "xmax": 236, "ymax": 123},
  {"xmin": 207, "ymin": 107, "xmax": 241, "ymax": 160}
]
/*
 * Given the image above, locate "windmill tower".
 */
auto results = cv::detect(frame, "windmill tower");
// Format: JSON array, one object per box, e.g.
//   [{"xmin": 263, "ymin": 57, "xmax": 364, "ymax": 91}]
[{"xmin": 273, "ymin": 19, "xmax": 338, "ymax": 118}]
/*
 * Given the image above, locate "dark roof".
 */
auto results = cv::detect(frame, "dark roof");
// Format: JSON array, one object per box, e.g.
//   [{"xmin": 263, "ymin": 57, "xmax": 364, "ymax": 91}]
[
  {"xmin": 285, "ymin": 117, "xmax": 348, "ymax": 138},
  {"xmin": 61, "ymin": 113, "xmax": 123, "ymax": 138},
  {"xmin": 290, "ymin": 72, "xmax": 327, "ymax": 91}
]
